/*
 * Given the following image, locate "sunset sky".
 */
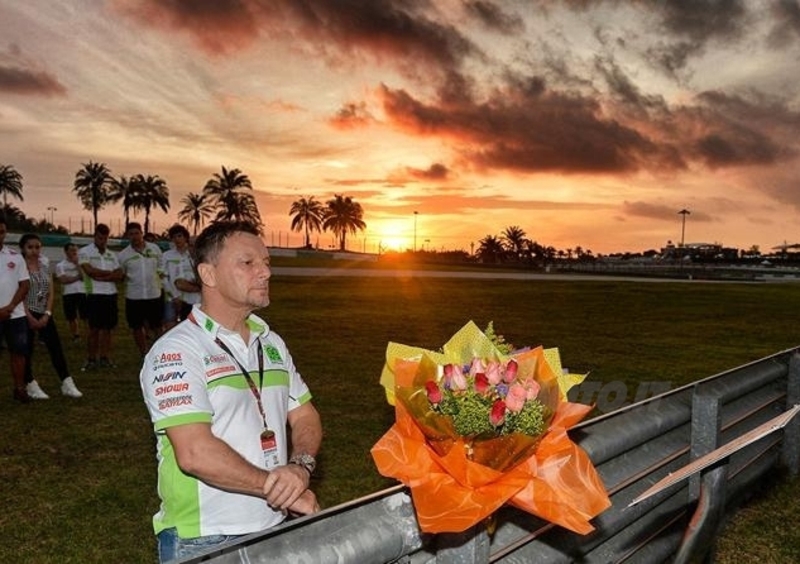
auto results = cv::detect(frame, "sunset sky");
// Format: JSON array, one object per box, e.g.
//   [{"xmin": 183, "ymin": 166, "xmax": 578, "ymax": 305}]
[{"xmin": 2, "ymin": 1, "xmax": 800, "ymax": 254}]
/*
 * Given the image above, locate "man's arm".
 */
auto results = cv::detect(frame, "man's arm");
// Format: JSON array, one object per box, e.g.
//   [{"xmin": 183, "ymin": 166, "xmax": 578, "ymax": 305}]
[
  {"xmin": 287, "ymin": 402, "xmax": 323, "ymax": 459},
  {"xmin": 165, "ymin": 422, "xmax": 269, "ymax": 497},
  {"xmin": 0, "ymin": 279, "xmax": 29, "ymax": 320}
]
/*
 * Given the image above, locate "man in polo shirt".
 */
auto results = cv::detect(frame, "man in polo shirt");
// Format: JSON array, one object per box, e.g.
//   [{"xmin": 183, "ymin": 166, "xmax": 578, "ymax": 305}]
[
  {"xmin": 118, "ymin": 222, "xmax": 163, "ymax": 355},
  {"xmin": 79, "ymin": 223, "xmax": 124, "ymax": 371},
  {"xmin": 0, "ymin": 214, "xmax": 31, "ymax": 402},
  {"xmin": 140, "ymin": 220, "xmax": 322, "ymax": 563}
]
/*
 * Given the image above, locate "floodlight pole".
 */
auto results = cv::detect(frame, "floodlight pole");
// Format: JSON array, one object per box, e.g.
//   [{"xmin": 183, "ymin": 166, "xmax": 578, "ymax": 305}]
[
  {"xmin": 413, "ymin": 211, "xmax": 418, "ymax": 252},
  {"xmin": 679, "ymin": 208, "xmax": 691, "ymax": 248}
]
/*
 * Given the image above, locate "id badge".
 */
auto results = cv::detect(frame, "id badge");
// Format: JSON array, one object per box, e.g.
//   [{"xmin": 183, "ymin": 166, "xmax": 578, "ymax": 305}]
[{"xmin": 261, "ymin": 429, "xmax": 280, "ymax": 470}]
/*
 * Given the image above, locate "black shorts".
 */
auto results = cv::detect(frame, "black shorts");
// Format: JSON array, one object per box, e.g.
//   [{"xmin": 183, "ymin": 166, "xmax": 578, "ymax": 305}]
[
  {"xmin": 62, "ymin": 293, "xmax": 88, "ymax": 322},
  {"xmin": 86, "ymin": 294, "xmax": 119, "ymax": 330},
  {"xmin": 126, "ymin": 297, "xmax": 164, "ymax": 330},
  {"xmin": 0, "ymin": 317, "xmax": 29, "ymax": 354}
]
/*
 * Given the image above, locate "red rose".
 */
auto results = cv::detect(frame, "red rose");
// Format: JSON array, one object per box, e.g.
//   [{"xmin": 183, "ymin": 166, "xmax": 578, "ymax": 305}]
[
  {"xmin": 425, "ymin": 380, "xmax": 443, "ymax": 404},
  {"xmin": 503, "ymin": 359, "xmax": 518, "ymax": 383},
  {"xmin": 490, "ymin": 399, "xmax": 506, "ymax": 426},
  {"xmin": 474, "ymin": 373, "xmax": 489, "ymax": 394}
]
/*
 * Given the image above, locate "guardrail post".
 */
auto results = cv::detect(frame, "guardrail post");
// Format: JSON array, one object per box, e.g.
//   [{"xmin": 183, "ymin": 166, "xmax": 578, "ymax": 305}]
[
  {"xmin": 675, "ymin": 389, "xmax": 727, "ymax": 564},
  {"xmin": 783, "ymin": 351, "xmax": 800, "ymax": 475},
  {"xmin": 435, "ymin": 523, "xmax": 489, "ymax": 563}
]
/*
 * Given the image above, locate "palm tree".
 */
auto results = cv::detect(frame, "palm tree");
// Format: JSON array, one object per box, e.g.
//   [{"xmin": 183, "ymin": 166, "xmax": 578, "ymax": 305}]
[
  {"xmin": 108, "ymin": 175, "xmax": 141, "ymax": 227},
  {"xmin": 290, "ymin": 196, "xmax": 325, "ymax": 249},
  {"xmin": 501, "ymin": 225, "xmax": 527, "ymax": 262},
  {"xmin": 73, "ymin": 161, "xmax": 115, "ymax": 229},
  {"xmin": 322, "ymin": 194, "xmax": 366, "ymax": 251},
  {"xmin": 477, "ymin": 235, "xmax": 505, "ymax": 264},
  {"xmin": 178, "ymin": 192, "xmax": 214, "ymax": 236},
  {"xmin": 134, "ymin": 174, "xmax": 170, "ymax": 234},
  {"xmin": 203, "ymin": 166, "xmax": 262, "ymax": 229},
  {"xmin": 0, "ymin": 164, "xmax": 23, "ymax": 206}
]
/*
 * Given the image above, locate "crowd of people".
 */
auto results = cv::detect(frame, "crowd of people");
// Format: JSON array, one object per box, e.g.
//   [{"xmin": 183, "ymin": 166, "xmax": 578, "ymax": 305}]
[{"xmin": 0, "ymin": 216, "xmax": 201, "ymax": 402}]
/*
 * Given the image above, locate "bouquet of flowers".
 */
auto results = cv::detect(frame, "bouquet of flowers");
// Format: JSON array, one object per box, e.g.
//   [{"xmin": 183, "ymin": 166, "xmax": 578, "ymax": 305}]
[{"xmin": 371, "ymin": 321, "xmax": 611, "ymax": 534}]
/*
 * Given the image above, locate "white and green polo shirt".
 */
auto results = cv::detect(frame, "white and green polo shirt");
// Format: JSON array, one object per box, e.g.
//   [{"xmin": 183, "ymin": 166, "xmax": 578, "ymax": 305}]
[
  {"xmin": 139, "ymin": 306, "xmax": 312, "ymax": 537},
  {"xmin": 78, "ymin": 243, "xmax": 120, "ymax": 295}
]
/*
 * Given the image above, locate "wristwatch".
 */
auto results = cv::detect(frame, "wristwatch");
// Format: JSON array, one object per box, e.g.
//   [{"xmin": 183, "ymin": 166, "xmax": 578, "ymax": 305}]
[{"xmin": 289, "ymin": 453, "xmax": 316, "ymax": 476}]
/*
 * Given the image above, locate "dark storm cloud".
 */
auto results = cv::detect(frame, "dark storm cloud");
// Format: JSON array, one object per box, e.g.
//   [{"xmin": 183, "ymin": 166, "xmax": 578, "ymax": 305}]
[
  {"xmin": 379, "ymin": 78, "xmax": 683, "ymax": 175},
  {"xmin": 655, "ymin": 0, "xmax": 749, "ymax": 42},
  {"xmin": 0, "ymin": 64, "xmax": 66, "ymax": 96},
  {"xmin": 120, "ymin": 0, "xmax": 479, "ymax": 72},
  {"xmin": 463, "ymin": 1, "xmax": 525, "ymax": 34},
  {"xmin": 768, "ymin": 0, "xmax": 800, "ymax": 45}
]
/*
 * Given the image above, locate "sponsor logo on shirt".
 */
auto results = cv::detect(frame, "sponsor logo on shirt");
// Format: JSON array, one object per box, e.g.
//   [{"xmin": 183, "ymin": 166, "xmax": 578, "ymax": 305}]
[
  {"xmin": 158, "ymin": 394, "xmax": 193, "ymax": 410},
  {"xmin": 152, "ymin": 351, "xmax": 184, "ymax": 370},
  {"xmin": 206, "ymin": 365, "xmax": 237, "ymax": 378},
  {"xmin": 203, "ymin": 353, "xmax": 229, "ymax": 366},
  {"xmin": 155, "ymin": 383, "xmax": 190, "ymax": 396},
  {"xmin": 264, "ymin": 345, "xmax": 283, "ymax": 363},
  {"xmin": 152, "ymin": 371, "xmax": 187, "ymax": 384}
]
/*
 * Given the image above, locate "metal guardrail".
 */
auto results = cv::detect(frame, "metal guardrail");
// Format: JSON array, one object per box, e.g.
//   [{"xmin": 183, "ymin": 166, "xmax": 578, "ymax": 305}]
[{"xmin": 181, "ymin": 348, "xmax": 800, "ymax": 564}]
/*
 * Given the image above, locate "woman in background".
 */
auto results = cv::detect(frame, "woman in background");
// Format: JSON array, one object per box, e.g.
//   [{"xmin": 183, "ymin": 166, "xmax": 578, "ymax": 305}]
[{"xmin": 19, "ymin": 233, "xmax": 83, "ymax": 399}]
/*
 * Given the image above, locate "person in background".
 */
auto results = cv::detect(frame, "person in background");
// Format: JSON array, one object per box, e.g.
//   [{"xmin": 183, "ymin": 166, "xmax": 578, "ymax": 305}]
[
  {"xmin": 118, "ymin": 222, "xmax": 164, "ymax": 355},
  {"xmin": 0, "ymin": 214, "xmax": 31, "ymax": 403},
  {"xmin": 19, "ymin": 233, "xmax": 83, "ymax": 399},
  {"xmin": 161, "ymin": 224, "xmax": 200, "ymax": 329},
  {"xmin": 140, "ymin": 221, "xmax": 322, "ymax": 563},
  {"xmin": 78, "ymin": 223, "xmax": 124, "ymax": 371},
  {"xmin": 55, "ymin": 242, "xmax": 87, "ymax": 342}
]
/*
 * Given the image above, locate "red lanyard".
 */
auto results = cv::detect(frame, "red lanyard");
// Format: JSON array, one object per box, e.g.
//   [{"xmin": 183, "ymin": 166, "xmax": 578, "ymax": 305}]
[{"xmin": 189, "ymin": 313, "xmax": 269, "ymax": 431}]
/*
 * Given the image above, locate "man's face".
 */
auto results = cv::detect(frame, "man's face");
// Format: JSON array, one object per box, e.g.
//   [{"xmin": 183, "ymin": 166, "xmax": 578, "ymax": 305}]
[
  {"xmin": 206, "ymin": 232, "xmax": 271, "ymax": 310},
  {"xmin": 127, "ymin": 227, "xmax": 144, "ymax": 246},
  {"xmin": 171, "ymin": 233, "xmax": 188, "ymax": 251},
  {"xmin": 65, "ymin": 245, "xmax": 78, "ymax": 262},
  {"xmin": 94, "ymin": 231, "xmax": 109, "ymax": 252}
]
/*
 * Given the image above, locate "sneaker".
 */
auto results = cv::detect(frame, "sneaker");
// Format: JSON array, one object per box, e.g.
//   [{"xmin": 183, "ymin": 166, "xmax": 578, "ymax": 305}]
[
  {"xmin": 13, "ymin": 388, "xmax": 32, "ymax": 403},
  {"xmin": 81, "ymin": 360, "xmax": 97, "ymax": 372},
  {"xmin": 26, "ymin": 380, "xmax": 50, "ymax": 400},
  {"xmin": 61, "ymin": 377, "xmax": 83, "ymax": 398}
]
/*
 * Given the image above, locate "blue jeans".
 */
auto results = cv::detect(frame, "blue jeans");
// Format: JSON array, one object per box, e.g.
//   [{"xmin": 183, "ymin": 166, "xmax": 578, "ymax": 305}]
[{"xmin": 157, "ymin": 527, "xmax": 243, "ymax": 563}]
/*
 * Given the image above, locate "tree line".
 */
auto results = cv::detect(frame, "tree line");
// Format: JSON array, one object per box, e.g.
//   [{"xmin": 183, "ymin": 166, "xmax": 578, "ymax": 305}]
[{"xmin": 0, "ymin": 162, "xmax": 366, "ymax": 251}]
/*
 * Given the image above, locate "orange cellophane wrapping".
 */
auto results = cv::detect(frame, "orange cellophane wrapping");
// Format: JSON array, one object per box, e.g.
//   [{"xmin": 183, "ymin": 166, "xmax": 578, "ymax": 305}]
[{"xmin": 371, "ymin": 349, "xmax": 611, "ymax": 534}]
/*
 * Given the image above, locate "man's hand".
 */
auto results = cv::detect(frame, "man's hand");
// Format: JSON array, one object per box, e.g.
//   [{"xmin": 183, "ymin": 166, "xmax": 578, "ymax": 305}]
[
  {"xmin": 288, "ymin": 489, "xmax": 320, "ymax": 516},
  {"xmin": 261, "ymin": 464, "xmax": 311, "ymax": 511}
]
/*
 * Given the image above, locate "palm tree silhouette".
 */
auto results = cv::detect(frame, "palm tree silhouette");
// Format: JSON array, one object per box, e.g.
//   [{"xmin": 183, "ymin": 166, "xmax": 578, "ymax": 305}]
[
  {"xmin": 477, "ymin": 235, "xmax": 505, "ymax": 263},
  {"xmin": 203, "ymin": 166, "xmax": 262, "ymax": 229},
  {"xmin": 501, "ymin": 225, "xmax": 527, "ymax": 262},
  {"xmin": 322, "ymin": 194, "xmax": 366, "ymax": 251},
  {"xmin": 178, "ymin": 192, "xmax": 214, "ymax": 236},
  {"xmin": 73, "ymin": 161, "xmax": 115, "ymax": 230},
  {"xmin": 108, "ymin": 175, "xmax": 139, "ymax": 227},
  {"xmin": 134, "ymin": 174, "xmax": 170, "ymax": 234},
  {"xmin": 290, "ymin": 196, "xmax": 325, "ymax": 249},
  {"xmin": 0, "ymin": 164, "xmax": 23, "ymax": 207}
]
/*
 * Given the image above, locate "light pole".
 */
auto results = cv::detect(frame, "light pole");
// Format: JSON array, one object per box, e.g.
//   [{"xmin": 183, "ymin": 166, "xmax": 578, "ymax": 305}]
[
  {"xmin": 678, "ymin": 208, "xmax": 691, "ymax": 248},
  {"xmin": 47, "ymin": 206, "xmax": 57, "ymax": 225},
  {"xmin": 413, "ymin": 211, "xmax": 418, "ymax": 252}
]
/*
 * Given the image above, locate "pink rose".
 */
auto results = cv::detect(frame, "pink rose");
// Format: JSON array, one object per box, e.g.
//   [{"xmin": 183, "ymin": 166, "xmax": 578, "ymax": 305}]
[
  {"xmin": 490, "ymin": 400, "xmax": 506, "ymax": 426},
  {"xmin": 451, "ymin": 369, "xmax": 468, "ymax": 391},
  {"xmin": 468, "ymin": 357, "xmax": 485, "ymax": 377},
  {"xmin": 474, "ymin": 373, "xmax": 490, "ymax": 394},
  {"xmin": 505, "ymin": 384, "xmax": 527, "ymax": 413},
  {"xmin": 503, "ymin": 359, "xmax": 518, "ymax": 383},
  {"xmin": 442, "ymin": 364, "xmax": 455, "ymax": 388},
  {"xmin": 524, "ymin": 379, "xmax": 541, "ymax": 400},
  {"xmin": 425, "ymin": 381, "xmax": 442, "ymax": 404},
  {"xmin": 485, "ymin": 361, "xmax": 502, "ymax": 385}
]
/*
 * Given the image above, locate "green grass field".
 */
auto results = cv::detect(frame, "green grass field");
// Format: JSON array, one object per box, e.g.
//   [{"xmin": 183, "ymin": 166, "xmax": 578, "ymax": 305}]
[{"xmin": 2, "ymin": 271, "xmax": 799, "ymax": 563}]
